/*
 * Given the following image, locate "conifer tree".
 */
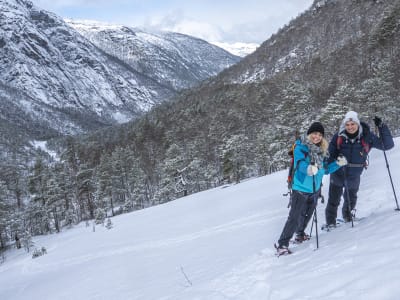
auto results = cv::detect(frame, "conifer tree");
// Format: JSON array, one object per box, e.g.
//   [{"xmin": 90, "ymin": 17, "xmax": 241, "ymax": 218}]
[
  {"xmin": 76, "ymin": 164, "xmax": 95, "ymax": 220},
  {"xmin": 0, "ymin": 181, "xmax": 10, "ymax": 249}
]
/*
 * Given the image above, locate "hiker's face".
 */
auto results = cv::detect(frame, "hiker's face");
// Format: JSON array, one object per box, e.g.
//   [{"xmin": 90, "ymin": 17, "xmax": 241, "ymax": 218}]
[
  {"xmin": 345, "ymin": 121, "xmax": 359, "ymax": 134},
  {"xmin": 309, "ymin": 132, "xmax": 323, "ymax": 144}
]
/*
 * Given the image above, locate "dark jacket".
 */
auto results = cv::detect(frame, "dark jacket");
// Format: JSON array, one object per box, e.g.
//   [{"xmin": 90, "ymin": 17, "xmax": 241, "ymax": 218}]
[{"xmin": 329, "ymin": 122, "xmax": 394, "ymax": 188}]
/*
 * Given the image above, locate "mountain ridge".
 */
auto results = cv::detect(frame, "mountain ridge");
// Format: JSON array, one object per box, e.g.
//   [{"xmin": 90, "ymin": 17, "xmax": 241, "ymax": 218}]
[{"xmin": 0, "ymin": 0, "xmax": 240, "ymax": 137}]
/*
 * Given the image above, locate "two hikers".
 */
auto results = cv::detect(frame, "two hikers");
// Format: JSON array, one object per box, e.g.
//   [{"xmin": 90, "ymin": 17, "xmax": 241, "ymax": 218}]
[
  {"xmin": 276, "ymin": 112, "xmax": 394, "ymax": 256},
  {"xmin": 275, "ymin": 122, "xmax": 347, "ymax": 256}
]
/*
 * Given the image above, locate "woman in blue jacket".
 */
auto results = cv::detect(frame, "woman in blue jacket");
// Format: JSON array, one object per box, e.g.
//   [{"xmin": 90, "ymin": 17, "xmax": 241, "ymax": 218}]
[
  {"xmin": 324, "ymin": 111, "xmax": 394, "ymax": 227},
  {"xmin": 276, "ymin": 122, "xmax": 347, "ymax": 256}
]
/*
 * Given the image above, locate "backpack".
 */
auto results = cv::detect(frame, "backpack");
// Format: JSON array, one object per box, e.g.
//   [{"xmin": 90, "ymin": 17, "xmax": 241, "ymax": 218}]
[{"xmin": 286, "ymin": 142, "xmax": 308, "ymax": 190}]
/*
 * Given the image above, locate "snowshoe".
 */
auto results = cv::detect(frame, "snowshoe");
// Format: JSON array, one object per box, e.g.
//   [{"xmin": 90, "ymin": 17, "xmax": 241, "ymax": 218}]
[
  {"xmin": 337, "ymin": 216, "xmax": 365, "ymax": 223},
  {"xmin": 294, "ymin": 233, "xmax": 310, "ymax": 243},
  {"xmin": 274, "ymin": 243, "xmax": 292, "ymax": 257},
  {"xmin": 321, "ymin": 223, "xmax": 338, "ymax": 231}
]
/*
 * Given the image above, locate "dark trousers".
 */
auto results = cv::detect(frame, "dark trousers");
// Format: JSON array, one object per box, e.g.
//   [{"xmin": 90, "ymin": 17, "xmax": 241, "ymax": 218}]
[
  {"xmin": 278, "ymin": 190, "xmax": 318, "ymax": 247},
  {"xmin": 325, "ymin": 183, "xmax": 359, "ymax": 225}
]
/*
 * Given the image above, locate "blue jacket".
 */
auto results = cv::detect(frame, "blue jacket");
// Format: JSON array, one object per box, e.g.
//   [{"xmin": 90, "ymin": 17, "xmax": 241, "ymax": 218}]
[
  {"xmin": 329, "ymin": 122, "xmax": 394, "ymax": 188},
  {"xmin": 292, "ymin": 139, "xmax": 341, "ymax": 194}
]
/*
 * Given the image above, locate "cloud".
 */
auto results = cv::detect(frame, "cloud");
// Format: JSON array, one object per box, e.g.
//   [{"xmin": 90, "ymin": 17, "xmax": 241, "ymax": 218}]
[
  {"xmin": 32, "ymin": 0, "xmax": 314, "ymax": 44},
  {"xmin": 34, "ymin": 0, "xmax": 116, "ymax": 6},
  {"xmin": 223, "ymin": 15, "xmax": 295, "ymax": 43},
  {"xmin": 145, "ymin": 12, "xmax": 290, "ymax": 44},
  {"xmin": 137, "ymin": 1, "xmax": 313, "ymax": 43},
  {"xmin": 144, "ymin": 10, "xmax": 224, "ymax": 42}
]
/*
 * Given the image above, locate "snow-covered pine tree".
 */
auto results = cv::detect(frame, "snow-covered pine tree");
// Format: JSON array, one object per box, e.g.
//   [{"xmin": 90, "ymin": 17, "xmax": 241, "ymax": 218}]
[
  {"xmin": 76, "ymin": 164, "xmax": 95, "ymax": 220},
  {"xmin": 0, "ymin": 181, "xmax": 11, "ymax": 249},
  {"xmin": 222, "ymin": 134, "xmax": 251, "ymax": 184},
  {"xmin": 355, "ymin": 60, "xmax": 399, "ymax": 128},
  {"xmin": 22, "ymin": 230, "xmax": 34, "ymax": 253}
]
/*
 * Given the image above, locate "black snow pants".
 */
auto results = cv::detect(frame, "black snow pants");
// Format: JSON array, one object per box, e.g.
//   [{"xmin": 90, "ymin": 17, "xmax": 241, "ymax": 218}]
[
  {"xmin": 278, "ymin": 190, "xmax": 318, "ymax": 247},
  {"xmin": 325, "ymin": 175, "xmax": 360, "ymax": 225}
]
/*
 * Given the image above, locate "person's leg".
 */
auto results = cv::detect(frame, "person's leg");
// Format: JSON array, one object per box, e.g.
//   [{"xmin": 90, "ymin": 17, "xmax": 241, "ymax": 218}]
[
  {"xmin": 296, "ymin": 192, "xmax": 318, "ymax": 237},
  {"xmin": 325, "ymin": 184, "xmax": 343, "ymax": 225},
  {"xmin": 342, "ymin": 175, "xmax": 360, "ymax": 220},
  {"xmin": 278, "ymin": 191, "xmax": 307, "ymax": 247}
]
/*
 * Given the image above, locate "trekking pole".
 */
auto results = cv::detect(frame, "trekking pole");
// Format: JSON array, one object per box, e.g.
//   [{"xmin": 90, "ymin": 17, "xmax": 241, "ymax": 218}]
[
  {"xmin": 377, "ymin": 126, "xmax": 400, "ymax": 211},
  {"xmin": 312, "ymin": 174, "xmax": 319, "ymax": 249},
  {"xmin": 343, "ymin": 166, "xmax": 354, "ymax": 227},
  {"xmin": 313, "ymin": 206, "xmax": 319, "ymax": 249}
]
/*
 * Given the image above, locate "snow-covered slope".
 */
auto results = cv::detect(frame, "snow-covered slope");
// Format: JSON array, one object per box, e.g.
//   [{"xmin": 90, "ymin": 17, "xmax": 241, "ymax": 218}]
[{"xmin": 1, "ymin": 139, "xmax": 399, "ymax": 300}]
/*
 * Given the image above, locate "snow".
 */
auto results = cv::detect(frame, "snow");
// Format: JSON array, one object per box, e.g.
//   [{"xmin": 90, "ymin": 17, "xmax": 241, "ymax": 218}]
[
  {"xmin": 64, "ymin": 19, "xmax": 125, "ymax": 32},
  {"xmin": 112, "ymin": 112, "xmax": 131, "ymax": 124},
  {"xmin": 211, "ymin": 42, "xmax": 259, "ymax": 57},
  {"xmin": 1, "ymin": 138, "xmax": 400, "ymax": 300},
  {"xmin": 30, "ymin": 140, "xmax": 58, "ymax": 160}
]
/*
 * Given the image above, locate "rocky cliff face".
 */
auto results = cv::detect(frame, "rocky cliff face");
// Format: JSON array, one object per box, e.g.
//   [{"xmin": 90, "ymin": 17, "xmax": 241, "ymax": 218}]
[{"xmin": 0, "ymin": 0, "xmax": 239, "ymax": 136}]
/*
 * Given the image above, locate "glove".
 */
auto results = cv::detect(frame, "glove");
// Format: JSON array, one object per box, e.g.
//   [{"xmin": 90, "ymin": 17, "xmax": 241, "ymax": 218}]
[
  {"xmin": 336, "ymin": 155, "xmax": 348, "ymax": 167},
  {"xmin": 373, "ymin": 116, "xmax": 383, "ymax": 127},
  {"xmin": 307, "ymin": 164, "xmax": 318, "ymax": 176}
]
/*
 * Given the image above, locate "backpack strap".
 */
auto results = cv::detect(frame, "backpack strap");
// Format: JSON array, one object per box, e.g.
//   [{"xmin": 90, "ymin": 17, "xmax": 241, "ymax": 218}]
[
  {"xmin": 336, "ymin": 135, "xmax": 343, "ymax": 151},
  {"xmin": 337, "ymin": 135, "xmax": 370, "ymax": 154},
  {"xmin": 336, "ymin": 135, "xmax": 370, "ymax": 168},
  {"xmin": 360, "ymin": 137, "xmax": 370, "ymax": 154}
]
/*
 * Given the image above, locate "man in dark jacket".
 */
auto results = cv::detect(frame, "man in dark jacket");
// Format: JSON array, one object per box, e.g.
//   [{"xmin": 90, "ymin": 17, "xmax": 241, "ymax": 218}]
[{"xmin": 325, "ymin": 111, "xmax": 394, "ymax": 226}]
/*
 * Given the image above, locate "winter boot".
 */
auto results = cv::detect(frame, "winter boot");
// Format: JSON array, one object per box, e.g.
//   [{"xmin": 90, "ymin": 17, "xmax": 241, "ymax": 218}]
[
  {"xmin": 321, "ymin": 223, "xmax": 337, "ymax": 231},
  {"xmin": 274, "ymin": 243, "xmax": 292, "ymax": 256},
  {"xmin": 294, "ymin": 233, "xmax": 310, "ymax": 243},
  {"xmin": 343, "ymin": 216, "xmax": 351, "ymax": 223}
]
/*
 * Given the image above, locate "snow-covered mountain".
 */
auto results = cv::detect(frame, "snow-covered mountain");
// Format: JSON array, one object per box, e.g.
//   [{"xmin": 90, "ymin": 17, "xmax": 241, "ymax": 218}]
[
  {"xmin": 218, "ymin": 0, "xmax": 394, "ymax": 84},
  {"xmin": 0, "ymin": 0, "xmax": 239, "ymax": 135},
  {"xmin": 1, "ymin": 138, "xmax": 399, "ymax": 299},
  {"xmin": 67, "ymin": 19, "xmax": 241, "ymax": 91},
  {"xmin": 212, "ymin": 41, "xmax": 259, "ymax": 57}
]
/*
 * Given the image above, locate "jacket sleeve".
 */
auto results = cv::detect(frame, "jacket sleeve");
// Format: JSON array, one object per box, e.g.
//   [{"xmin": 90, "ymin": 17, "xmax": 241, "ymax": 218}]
[
  {"xmin": 293, "ymin": 145, "xmax": 309, "ymax": 176},
  {"xmin": 324, "ymin": 160, "xmax": 341, "ymax": 174},
  {"xmin": 368, "ymin": 124, "xmax": 394, "ymax": 151},
  {"xmin": 328, "ymin": 134, "xmax": 339, "ymax": 162}
]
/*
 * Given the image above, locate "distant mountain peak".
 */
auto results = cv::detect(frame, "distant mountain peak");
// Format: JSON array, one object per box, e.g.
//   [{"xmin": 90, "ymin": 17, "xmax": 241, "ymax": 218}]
[{"xmin": 211, "ymin": 42, "xmax": 259, "ymax": 57}]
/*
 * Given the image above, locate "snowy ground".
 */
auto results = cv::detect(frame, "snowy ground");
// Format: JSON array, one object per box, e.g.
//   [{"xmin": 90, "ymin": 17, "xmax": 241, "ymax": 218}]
[{"xmin": 1, "ymin": 138, "xmax": 400, "ymax": 300}]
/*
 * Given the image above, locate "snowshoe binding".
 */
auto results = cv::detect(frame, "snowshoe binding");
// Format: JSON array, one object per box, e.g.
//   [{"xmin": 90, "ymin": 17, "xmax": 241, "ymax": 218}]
[
  {"xmin": 321, "ymin": 223, "xmax": 338, "ymax": 231},
  {"xmin": 274, "ymin": 243, "xmax": 292, "ymax": 257},
  {"xmin": 294, "ymin": 233, "xmax": 310, "ymax": 244}
]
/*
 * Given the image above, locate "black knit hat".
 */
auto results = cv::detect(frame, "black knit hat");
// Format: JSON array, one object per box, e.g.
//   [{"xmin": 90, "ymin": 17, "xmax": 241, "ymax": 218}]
[{"xmin": 307, "ymin": 122, "xmax": 324, "ymax": 136}]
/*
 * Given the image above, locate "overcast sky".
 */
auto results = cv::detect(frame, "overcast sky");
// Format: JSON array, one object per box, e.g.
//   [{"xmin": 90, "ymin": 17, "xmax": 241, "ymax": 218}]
[{"xmin": 32, "ymin": 0, "xmax": 314, "ymax": 44}]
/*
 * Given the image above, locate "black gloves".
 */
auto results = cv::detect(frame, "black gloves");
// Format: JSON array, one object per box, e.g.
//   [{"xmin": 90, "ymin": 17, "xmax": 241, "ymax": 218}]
[{"xmin": 373, "ymin": 116, "xmax": 383, "ymax": 127}]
